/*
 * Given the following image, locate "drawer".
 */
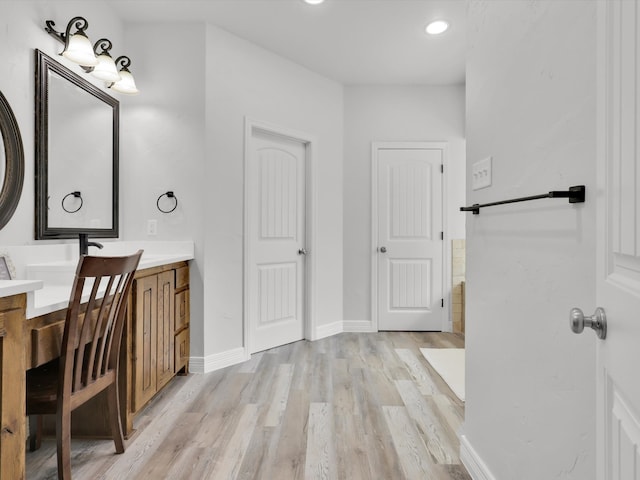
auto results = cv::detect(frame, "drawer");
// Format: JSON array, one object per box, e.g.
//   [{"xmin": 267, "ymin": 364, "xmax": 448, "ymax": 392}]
[
  {"xmin": 175, "ymin": 266, "xmax": 189, "ymax": 290},
  {"xmin": 174, "ymin": 327, "xmax": 190, "ymax": 374},
  {"xmin": 30, "ymin": 321, "xmax": 64, "ymax": 368},
  {"xmin": 175, "ymin": 289, "xmax": 190, "ymax": 332},
  {"xmin": 0, "ymin": 294, "xmax": 25, "ymax": 312}
]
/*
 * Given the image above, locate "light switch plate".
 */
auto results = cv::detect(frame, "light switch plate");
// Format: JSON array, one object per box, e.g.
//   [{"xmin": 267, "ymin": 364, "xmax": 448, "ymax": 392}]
[
  {"xmin": 147, "ymin": 219, "xmax": 158, "ymax": 236},
  {"xmin": 472, "ymin": 156, "xmax": 492, "ymax": 190}
]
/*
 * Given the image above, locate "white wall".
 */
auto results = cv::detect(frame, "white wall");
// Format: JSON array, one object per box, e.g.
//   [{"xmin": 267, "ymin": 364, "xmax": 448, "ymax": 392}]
[
  {"xmin": 118, "ymin": 23, "xmax": 207, "ymax": 357},
  {"xmin": 0, "ymin": 5, "xmax": 344, "ymax": 364},
  {"xmin": 463, "ymin": 2, "xmax": 596, "ymax": 479},
  {"xmin": 1, "ymin": 3, "xmax": 470, "ymax": 373},
  {"xmin": 343, "ymin": 86, "xmax": 465, "ymax": 326},
  {"xmin": 204, "ymin": 26, "xmax": 344, "ymax": 358},
  {"xmin": 0, "ymin": 1, "xmax": 124, "ymax": 245},
  {"xmin": 120, "ymin": 23, "xmax": 345, "ymax": 364}
]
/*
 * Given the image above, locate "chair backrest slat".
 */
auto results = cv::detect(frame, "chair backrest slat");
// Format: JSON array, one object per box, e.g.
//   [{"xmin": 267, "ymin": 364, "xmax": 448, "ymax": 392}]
[
  {"xmin": 96, "ymin": 274, "xmax": 127, "ymax": 377},
  {"xmin": 84, "ymin": 275, "xmax": 116, "ymax": 386},
  {"xmin": 73, "ymin": 276, "xmax": 101, "ymax": 391},
  {"xmin": 60, "ymin": 251, "xmax": 143, "ymax": 397}
]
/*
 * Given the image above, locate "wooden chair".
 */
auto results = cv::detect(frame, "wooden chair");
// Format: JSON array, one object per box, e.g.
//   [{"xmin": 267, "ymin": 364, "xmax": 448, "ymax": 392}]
[{"xmin": 26, "ymin": 250, "xmax": 143, "ymax": 479}]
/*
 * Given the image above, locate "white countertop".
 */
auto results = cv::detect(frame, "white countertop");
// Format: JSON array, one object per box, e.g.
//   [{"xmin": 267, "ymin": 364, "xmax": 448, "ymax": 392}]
[
  {"xmin": 25, "ymin": 252, "xmax": 193, "ymax": 319},
  {"xmin": 0, "ymin": 279, "xmax": 44, "ymax": 299},
  {"xmin": 26, "ymin": 252, "xmax": 193, "ymax": 318},
  {"xmin": 25, "ymin": 253, "xmax": 194, "ymax": 273},
  {"xmin": 0, "ymin": 241, "xmax": 194, "ymax": 319}
]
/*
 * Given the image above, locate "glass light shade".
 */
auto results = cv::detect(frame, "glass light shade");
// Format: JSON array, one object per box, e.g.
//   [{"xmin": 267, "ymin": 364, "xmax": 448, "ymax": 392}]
[
  {"xmin": 91, "ymin": 54, "xmax": 121, "ymax": 82},
  {"xmin": 62, "ymin": 32, "xmax": 98, "ymax": 66},
  {"xmin": 110, "ymin": 69, "xmax": 139, "ymax": 95},
  {"xmin": 304, "ymin": 0, "xmax": 325, "ymax": 4}
]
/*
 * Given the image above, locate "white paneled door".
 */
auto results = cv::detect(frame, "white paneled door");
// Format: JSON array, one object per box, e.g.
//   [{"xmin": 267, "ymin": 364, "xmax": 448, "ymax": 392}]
[
  {"xmin": 375, "ymin": 144, "xmax": 444, "ymax": 331},
  {"xmin": 597, "ymin": 1, "xmax": 640, "ymax": 478},
  {"xmin": 247, "ymin": 129, "xmax": 306, "ymax": 354}
]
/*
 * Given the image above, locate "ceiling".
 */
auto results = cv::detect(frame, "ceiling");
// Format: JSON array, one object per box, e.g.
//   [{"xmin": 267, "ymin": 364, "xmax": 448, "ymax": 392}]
[{"xmin": 109, "ymin": 0, "xmax": 466, "ymax": 86}]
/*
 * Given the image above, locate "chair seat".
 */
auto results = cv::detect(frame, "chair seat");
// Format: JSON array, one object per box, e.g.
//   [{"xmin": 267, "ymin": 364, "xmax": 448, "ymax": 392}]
[{"xmin": 26, "ymin": 359, "xmax": 59, "ymax": 415}]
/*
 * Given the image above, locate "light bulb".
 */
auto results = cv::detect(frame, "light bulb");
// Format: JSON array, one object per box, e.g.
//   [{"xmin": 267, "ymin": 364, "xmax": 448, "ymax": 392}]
[{"xmin": 425, "ymin": 20, "xmax": 449, "ymax": 35}]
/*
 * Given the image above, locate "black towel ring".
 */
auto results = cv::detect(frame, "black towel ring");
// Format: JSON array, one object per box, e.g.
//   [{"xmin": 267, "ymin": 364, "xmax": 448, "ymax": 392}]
[
  {"xmin": 157, "ymin": 191, "xmax": 178, "ymax": 213},
  {"xmin": 61, "ymin": 191, "xmax": 83, "ymax": 213}
]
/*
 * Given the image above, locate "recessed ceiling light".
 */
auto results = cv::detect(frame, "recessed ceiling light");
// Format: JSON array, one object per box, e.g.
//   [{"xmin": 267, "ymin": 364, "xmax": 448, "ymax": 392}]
[
  {"xmin": 304, "ymin": 0, "xmax": 325, "ymax": 4},
  {"xmin": 425, "ymin": 20, "xmax": 449, "ymax": 35}
]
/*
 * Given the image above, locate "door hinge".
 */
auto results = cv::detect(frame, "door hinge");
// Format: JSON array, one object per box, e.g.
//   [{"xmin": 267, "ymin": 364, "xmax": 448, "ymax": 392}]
[
  {"xmin": 440, "ymin": 231, "xmax": 444, "ymax": 240},
  {"xmin": 441, "ymin": 298, "xmax": 444, "ymax": 308},
  {"xmin": 441, "ymin": 164, "xmax": 444, "ymax": 173}
]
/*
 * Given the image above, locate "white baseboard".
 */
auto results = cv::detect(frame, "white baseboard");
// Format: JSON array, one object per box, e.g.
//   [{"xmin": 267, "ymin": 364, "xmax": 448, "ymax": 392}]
[
  {"xmin": 343, "ymin": 319, "xmax": 376, "ymax": 332},
  {"xmin": 189, "ymin": 346, "xmax": 248, "ymax": 374},
  {"xmin": 460, "ymin": 434, "xmax": 497, "ymax": 480},
  {"xmin": 312, "ymin": 320, "xmax": 343, "ymax": 340}
]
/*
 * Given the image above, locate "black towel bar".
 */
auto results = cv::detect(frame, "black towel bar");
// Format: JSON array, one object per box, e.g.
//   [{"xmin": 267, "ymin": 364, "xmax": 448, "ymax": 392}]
[{"xmin": 460, "ymin": 185, "xmax": 585, "ymax": 215}]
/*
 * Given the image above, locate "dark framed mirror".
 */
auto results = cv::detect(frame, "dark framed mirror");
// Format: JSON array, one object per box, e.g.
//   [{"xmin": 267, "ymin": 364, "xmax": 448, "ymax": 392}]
[
  {"xmin": 35, "ymin": 49, "xmax": 119, "ymax": 239},
  {"xmin": 0, "ymin": 90, "xmax": 25, "ymax": 230}
]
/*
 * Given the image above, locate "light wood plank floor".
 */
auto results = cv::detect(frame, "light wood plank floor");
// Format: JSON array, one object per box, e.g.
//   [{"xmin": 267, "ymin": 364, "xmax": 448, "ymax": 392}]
[{"xmin": 26, "ymin": 332, "xmax": 471, "ymax": 480}]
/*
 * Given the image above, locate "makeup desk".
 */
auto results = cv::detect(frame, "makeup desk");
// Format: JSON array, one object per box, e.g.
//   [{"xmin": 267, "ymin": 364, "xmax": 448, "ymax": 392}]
[{"xmin": 0, "ymin": 249, "xmax": 192, "ymax": 479}]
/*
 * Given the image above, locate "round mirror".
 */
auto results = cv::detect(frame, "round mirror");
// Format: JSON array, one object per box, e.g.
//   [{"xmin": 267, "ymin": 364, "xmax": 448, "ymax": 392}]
[{"xmin": 0, "ymin": 90, "xmax": 24, "ymax": 230}]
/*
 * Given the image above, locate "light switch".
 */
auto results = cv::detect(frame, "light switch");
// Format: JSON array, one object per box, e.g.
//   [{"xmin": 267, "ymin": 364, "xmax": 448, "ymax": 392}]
[
  {"xmin": 472, "ymin": 156, "xmax": 492, "ymax": 190},
  {"xmin": 147, "ymin": 219, "xmax": 158, "ymax": 236}
]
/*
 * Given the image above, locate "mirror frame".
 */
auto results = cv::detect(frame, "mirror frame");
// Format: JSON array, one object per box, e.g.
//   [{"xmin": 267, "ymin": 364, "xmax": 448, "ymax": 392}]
[
  {"xmin": 35, "ymin": 49, "xmax": 119, "ymax": 239},
  {"xmin": 0, "ymin": 90, "xmax": 25, "ymax": 230}
]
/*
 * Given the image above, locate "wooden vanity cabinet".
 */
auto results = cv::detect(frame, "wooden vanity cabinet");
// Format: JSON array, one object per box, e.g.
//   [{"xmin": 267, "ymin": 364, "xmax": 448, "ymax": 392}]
[
  {"xmin": 174, "ymin": 266, "xmax": 190, "ymax": 374},
  {"xmin": 131, "ymin": 269, "xmax": 175, "ymax": 411},
  {"xmin": 25, "ymin": 261, "xmax": 191, "ymax": 439},
  {"xmin": 124, "ymin": 261, "xmax": 189, "ymax": 434},
  {"xmin": 0, "ymin": 294, "xmax": 27, "ymax": 480}
]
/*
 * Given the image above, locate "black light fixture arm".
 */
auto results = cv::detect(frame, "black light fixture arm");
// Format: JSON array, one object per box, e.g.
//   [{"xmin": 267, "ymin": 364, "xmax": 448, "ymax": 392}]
[
  {"xmin": 82, "ymin": 38, "xmax": 113, "ymax": 73},
  {"xmin": 45, "ymin": 16, "xmax": 89, "ymax": 48},
  {"xmin": 460, "ymin": 185, "xmax": 586, "ymax": 215},
  {"xmin": 94, "ymin": 38, "xmax": 113, "ymax": 55},
  {"xmin": 115, "ymin": 56, "xmax": 132, "ymax": 71}
]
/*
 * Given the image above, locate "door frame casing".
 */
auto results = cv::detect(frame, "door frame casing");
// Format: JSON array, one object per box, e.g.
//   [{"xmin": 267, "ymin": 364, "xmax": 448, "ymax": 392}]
[
  {"xmin": 370, "ymin": 141, "xmax": 450, "ymax": 332},
  {"xmin": 243, "ymin": 117, "xmax": 317, "ymax": 356}
]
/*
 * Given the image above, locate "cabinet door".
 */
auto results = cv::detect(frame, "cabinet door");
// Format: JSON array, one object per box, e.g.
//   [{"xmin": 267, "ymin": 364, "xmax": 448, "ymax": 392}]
[
  {"xmin": 132, "ymin": 275, "xmax": 157, "ymax": 411},
  {"xmin": 174, "ymin": 327, "xmax": 190, "ymax": 374},
  {"xmin": 156, "ymin": 270, "xmax": 175, "ymax": 390},
  {"xmin": 175, "ymin": 289, "xmax": 190, "ymax": 332}
]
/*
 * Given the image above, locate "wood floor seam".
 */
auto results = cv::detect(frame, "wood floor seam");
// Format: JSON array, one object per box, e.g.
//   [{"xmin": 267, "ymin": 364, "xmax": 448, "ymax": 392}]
[{"xmin": 27, "ymin": 332, "xmax": 470, "ymax": 480}]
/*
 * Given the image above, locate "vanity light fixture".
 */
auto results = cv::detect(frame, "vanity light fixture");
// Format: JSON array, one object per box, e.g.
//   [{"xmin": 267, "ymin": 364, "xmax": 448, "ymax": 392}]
[
  {"xmin": 425, "ymin": 20, "xmax": 450, "ymax": 35},
  {"xmin": 109, "ymin": 57, "xmax": 139, "ymax": 95},
  {"xmin": 303, "ymin": 0, "xmax": 325, "ymax": 4},
  {"xmin": 89, "ymin": 39, "xmax": 121, "ymax": 83},
  {"xmin": 44, "ymin": 17, "xmax": 139, "ymax": 94},
  {"xmin": 45, "ymin": 17, "xmax": 98, "ymax": 66}
]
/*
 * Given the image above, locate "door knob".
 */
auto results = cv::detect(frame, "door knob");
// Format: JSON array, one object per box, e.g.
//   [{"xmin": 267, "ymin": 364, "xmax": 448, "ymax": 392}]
[
  {"xmin": 298, "ymin": 248, "xmax": 307, "ymax": 255},
  {"xmin": 379, "ymin": 246, "xmax": 387, "ymax": 253},
  {"xmin": 570, "ymin": 307, "xmax": 607, "ymax": 339}
]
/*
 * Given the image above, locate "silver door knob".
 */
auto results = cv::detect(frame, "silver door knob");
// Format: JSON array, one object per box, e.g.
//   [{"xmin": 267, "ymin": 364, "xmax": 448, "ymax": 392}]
[
  {"xmin": 298, "ymin": 248, "xmax": 307, "ymax": 255},
  {"xmin": 570, "ymin": 307, "xmax": 607, "ymax": 339},
  {"xmin": 379, "ymin": 246, "xmax": 387, "ymax": 253}
]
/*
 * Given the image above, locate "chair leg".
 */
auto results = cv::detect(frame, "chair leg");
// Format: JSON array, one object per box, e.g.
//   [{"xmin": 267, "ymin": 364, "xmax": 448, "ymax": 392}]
[
  {"xmin": 56, "ymin": 406, "xmax": 72, "ymax": 480},
  {"xmin": 28, "ymin": 415, "xmax": 42, "ymax": 452},
  {"xmin": 106, "ymin": 383, "xmax": 125, "ymax": 454}
]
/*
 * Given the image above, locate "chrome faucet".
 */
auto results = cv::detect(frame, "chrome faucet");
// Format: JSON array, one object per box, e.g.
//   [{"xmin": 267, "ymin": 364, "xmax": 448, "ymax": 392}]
[{"xmin": 79, "ymin": 233, "xmax": 103, "ymax": 256}]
